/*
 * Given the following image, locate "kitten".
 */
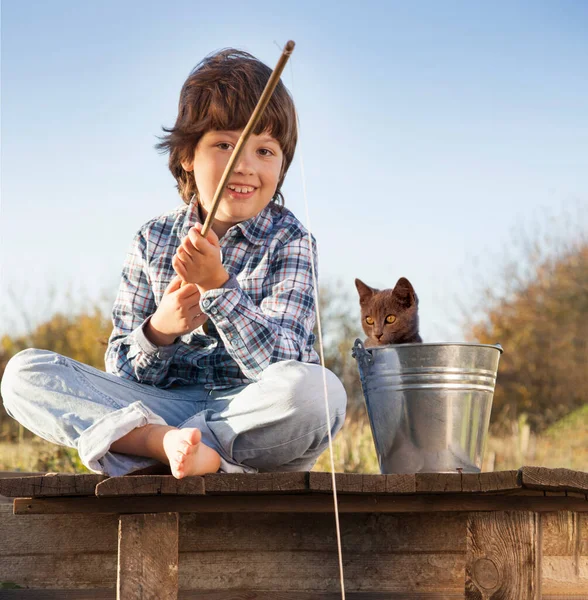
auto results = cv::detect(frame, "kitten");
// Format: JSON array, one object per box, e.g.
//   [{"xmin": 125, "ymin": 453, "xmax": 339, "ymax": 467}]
[{"xmin": 355, "ymin": 277, "xmax": 422, "ymax": 346}]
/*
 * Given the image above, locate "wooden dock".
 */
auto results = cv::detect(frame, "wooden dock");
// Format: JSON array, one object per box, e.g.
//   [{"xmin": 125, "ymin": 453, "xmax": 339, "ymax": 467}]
[{"xmin": 0, "ymin": 467, "xmax": 587, "ymax": 599}]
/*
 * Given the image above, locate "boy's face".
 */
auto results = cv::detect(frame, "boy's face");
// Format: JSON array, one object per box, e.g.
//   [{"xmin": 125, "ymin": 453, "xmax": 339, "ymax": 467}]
[{"xmin": 183, "ymin": 129, "xmax": 283, "ymax": 235}]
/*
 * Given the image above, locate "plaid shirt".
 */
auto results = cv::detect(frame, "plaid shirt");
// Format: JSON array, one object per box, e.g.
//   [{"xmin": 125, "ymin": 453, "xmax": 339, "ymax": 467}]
[{"xmin": 105, "ymin": 200, "xmax": 319, "ymax": 389}]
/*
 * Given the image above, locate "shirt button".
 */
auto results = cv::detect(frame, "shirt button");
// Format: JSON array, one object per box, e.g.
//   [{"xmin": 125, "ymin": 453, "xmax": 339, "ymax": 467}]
[
  {"xmin": 211, "ymin": 307, "xmax": 218, "ymax": 315},
  {"xmin": 231, "ymin": 339, "xmax": 240, "ymax": 348},
  {"xmin": 202, "ymin": 299, "xmax": 211, "ymax": 308}
]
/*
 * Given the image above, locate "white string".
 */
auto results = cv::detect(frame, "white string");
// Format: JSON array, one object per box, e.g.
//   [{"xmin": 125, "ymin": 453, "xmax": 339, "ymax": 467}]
[{"xmin": 288, "ymin": 55, "xmax": 347, "ymax": 600}]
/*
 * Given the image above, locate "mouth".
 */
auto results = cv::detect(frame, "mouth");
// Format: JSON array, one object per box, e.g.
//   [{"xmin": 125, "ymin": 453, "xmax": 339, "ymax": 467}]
[{"xmin": 226, "ymin": 183, "xmax": 257, "ymax": 199}]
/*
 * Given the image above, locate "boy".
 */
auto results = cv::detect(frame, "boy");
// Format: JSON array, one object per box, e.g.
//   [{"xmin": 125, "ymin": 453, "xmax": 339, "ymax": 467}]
[{"xmin": 1, "ymin": 49, "xmax": 347, "ymax": 478}]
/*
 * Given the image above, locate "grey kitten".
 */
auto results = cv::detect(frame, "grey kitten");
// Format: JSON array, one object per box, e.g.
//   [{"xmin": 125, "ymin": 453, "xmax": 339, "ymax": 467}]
[{"xmin": 355, "ymin": 277, "xmax": 422, "ymax": 346}]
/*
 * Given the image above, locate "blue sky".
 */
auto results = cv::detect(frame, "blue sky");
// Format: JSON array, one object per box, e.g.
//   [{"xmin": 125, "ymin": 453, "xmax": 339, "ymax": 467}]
[{"xmin": 2, "ymin": 0, "xmax": 587, "ymax": 341}]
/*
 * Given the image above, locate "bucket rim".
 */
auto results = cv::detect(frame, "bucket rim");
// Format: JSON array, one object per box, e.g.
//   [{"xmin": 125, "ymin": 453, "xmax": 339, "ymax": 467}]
[{"xmin": 359, "ymin": 341, "xmax": 503, "ymax": 354}]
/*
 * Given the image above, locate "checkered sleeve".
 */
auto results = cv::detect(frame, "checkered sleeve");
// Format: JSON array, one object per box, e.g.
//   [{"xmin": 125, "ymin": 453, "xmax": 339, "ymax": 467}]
[
  {"xmin": 200, "ymin": 233, "xmax": 319, "ymax": 380},
  {"xmin": 105, "ymin": 231, "xmax": 178, "ymax": 385}
]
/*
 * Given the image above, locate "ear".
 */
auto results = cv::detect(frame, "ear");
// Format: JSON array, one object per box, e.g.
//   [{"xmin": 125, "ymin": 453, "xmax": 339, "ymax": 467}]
[
  {"xmin": 181, "ymin": 158, "xmax": 194, "ymax": 172},
  {"xmin": 355, "ymin": 278, "xmax": 376, "ymax": 303},
  {"xmin": 180, "ymin": 147, "xmax": 195, "ymax": 172},
  {"xmin": 393, "ymin": 277, "xmax": 418, "ymax": 308}
]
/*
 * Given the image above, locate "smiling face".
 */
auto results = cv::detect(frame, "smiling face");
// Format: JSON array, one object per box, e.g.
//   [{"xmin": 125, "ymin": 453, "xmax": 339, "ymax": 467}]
[{"xmin": 182, "ymin": 129, "xmax": 283, "ymax": 238}]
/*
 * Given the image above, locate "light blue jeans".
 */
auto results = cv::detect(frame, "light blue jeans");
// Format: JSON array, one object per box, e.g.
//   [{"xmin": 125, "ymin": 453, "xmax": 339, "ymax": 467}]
[{"xmin": 1, "ymin": 349, "xmax": 347, "ymax": 476}]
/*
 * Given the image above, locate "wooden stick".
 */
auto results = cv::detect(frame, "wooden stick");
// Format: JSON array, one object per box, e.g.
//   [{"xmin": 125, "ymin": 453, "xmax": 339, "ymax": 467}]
[{"xmin": 200, "ymin": 40, "xmax": 295, "ymax": 238}]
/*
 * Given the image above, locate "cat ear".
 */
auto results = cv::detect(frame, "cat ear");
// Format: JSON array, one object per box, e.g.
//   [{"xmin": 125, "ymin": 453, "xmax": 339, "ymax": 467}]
[
  {"xmin": 393, "ymin": 277, "xmax": 418, "ymax": 308},
  {"xmin": 355, "ymin": 278, "xmax": 376, "ymax": 303}
]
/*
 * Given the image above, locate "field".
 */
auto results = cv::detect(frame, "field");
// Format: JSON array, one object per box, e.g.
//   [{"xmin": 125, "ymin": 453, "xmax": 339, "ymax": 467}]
[{"xmin": 1, "ymin": 404, "xmax": 586, "ymax": 474}]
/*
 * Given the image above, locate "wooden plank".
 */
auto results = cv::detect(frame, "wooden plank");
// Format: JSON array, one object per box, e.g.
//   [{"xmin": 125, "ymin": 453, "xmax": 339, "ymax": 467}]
[
  {"xmin": 0, "ymin": 504, "xmax": 464, "ymax": 556},
  {"xmin": 521, "ymin": 467, "xmax": 588, "ymax": 493},
  {"xmin": 0, "ymin": 592, "xmax": 114, "ymax": 599},
  {"xmin": 204, "ymin": 472, "xmax": 308, "ymax": 494},
  {"xmin": 118, "ymin": 512, "xmax": 179, "ymax": 599},
  {"xmin": 96, "ymin": 475, "xmax": 204, "ymax": 497},
  {"xmin": 0, "ymin": 592, "xmax": 466, "ymax": 599},
  {"xmin": 461, "ymin": 471, "xmax": 520, "ymax": 493},
  {"xmin": 309, "ymin": 472, "xmax": 415, "ymax": 493},
  {"xmin": 178, "ymin": 512, "xmax": 466, "ymax": 553},
  {"xmin": 13, "ymin": 492, "xmax": 588, "ymax": 515},
  {"xmin": 175, "ymin": 593, "xmax": 465, "ymax": 600},
  {"xmin": 178, "ymin": 551, "xmax": 464, "ymax": 593},
  {"xmin": 0, "ymin": 504, "xmax": 117, "ymax": 557},
  {"xmin": 466, "ymin": 511, "xmax": 540, "ymax": 599},
  {"xmin": 0, "ymin": 554, "xmax": 116, "ymax": 588},
  {"xmin": 415, "ymin": 473, "xmax": 463, "ymax": 493},
  {"xmin": 541, "ymin": 512, "xmax": 588, "ymax": 596},
  {"xmin": 0, "ymin": 474, "xmax": 106, "ymax": 497}
]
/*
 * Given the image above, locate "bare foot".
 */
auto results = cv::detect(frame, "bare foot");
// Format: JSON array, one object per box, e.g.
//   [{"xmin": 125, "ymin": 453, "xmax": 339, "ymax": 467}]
[{"xmin": 162, "ymin": 428, "xmax": 221, "ymax": 479}]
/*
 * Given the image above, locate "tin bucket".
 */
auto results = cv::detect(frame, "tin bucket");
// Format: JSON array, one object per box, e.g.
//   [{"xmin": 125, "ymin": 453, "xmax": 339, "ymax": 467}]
[{"xmin": 352, "ymin": 339, "xmax": 503, "ymax": 474}]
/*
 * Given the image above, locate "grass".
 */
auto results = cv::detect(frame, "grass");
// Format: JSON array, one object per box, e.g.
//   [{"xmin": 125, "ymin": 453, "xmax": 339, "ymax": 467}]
[{"xmin": 1, "ymin": 405, "xmax": 586, "ymax": 474}]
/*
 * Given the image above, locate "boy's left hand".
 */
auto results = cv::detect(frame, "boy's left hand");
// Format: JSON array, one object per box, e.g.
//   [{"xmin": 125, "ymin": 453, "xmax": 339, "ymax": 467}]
[{"xmin": 173, "ymin": 223, "xmax": 229, "ymax": 292}]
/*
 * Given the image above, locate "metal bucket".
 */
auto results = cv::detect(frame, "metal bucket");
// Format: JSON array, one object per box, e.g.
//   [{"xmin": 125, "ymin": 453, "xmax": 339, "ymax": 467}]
[{"xmin": 352, "ymin": 339, "xmax": 503, "ymax": 474}]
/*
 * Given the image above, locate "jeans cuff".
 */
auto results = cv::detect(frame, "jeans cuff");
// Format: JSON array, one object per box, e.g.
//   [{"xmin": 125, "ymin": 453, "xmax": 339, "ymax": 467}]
[{"xmin": 77, "ymin": 400, "xmax": 168, "ymax": 475}]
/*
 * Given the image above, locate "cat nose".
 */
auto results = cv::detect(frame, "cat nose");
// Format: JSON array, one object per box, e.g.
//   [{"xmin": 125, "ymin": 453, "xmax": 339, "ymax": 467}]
[{"xmin": 375, "ymin": 333, "xmax": 383, "ymax": 340}]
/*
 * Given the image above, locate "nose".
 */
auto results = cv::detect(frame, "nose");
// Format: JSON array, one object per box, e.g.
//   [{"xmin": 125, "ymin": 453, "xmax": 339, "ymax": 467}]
[
  {"xmin": 375, "ymin": 333, "xmax": 383, "ymax": 340},
  {"xmin": 233, "ymin": 146, "xmax": 255, "ymax": 176}
]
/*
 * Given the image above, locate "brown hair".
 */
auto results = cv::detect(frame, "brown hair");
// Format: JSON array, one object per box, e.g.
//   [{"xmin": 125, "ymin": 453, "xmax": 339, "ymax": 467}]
[{"xmin": 156, "ymin": 48, "xmax": 298, "ymax": 205}]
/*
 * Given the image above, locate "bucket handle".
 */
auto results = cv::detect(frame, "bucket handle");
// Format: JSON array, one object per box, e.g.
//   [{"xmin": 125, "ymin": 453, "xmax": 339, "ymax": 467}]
[{"xmin": 352, "ymin": 338, "xmax": 374, "ymax": 368}]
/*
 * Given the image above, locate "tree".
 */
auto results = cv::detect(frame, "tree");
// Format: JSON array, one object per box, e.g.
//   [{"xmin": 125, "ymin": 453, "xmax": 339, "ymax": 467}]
[{"xmin": 466, "ymin": 222, "xmax": 587, "ymax": 433}]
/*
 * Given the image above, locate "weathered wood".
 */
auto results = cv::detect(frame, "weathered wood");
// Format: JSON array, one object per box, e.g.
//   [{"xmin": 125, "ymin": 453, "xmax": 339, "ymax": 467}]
[
  {"xmin": 521, "ymin": 467, "xmax": 588, "ymax": 493},
  {"xmin": 541, "ymin": 512, "xmax": 588, "ymax": 596},
  {"xmin": 309, "ymin": 472, "xmax": 415, "ymax": 493},
  {"xmin": 466, "ymin": 511, "xmax": 540, "ymax": 599},
  {"xmin": 118, "ymin": 512, "xmax": 178, "ymax": 599},
  {"xmin": 178, "ymin": 551, "xmax": 464, "ymax": 593},
  {"xmin": 13, "ymin": 492, "xmax": 588, "ymax": 515},
  {"xmin": 0, "ymin": 502, "xmax": 463, "ymax": 552},
  {"xmin": 415, "ymin": 473, "xmax": 462, "ymax": 493},
  {"xmin": 178, "ymin": 512, "xmax": 466, "ymax": 553},
  {"xmin": 0, "ymin": 591, "xmax": 467, "ymax": 599},
  {"xmin": 2, "ymin": 503, "xmax": 587, "ymax": 595},
  {"xmin": 96, "ymin": 475, "xmax": 204, "ymax": 497},
  {"xmin": 461, "ymin": 471, "xmax": 520, "ymax": 493},
  {"xmin": 204, "ymin": 472, "xmax": 308, "ymax": 493},
  {"xmin": 2, "ymin": 469, "xmax": 587, "ymax": 499},
  {"xmin": 0, "ymin": 474, "xmax": 106, "ymax": 497}
]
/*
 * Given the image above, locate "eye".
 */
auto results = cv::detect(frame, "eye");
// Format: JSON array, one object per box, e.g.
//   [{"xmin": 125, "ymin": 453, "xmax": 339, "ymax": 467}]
[
  {"xmin": 365, "ymin": 316, "xmax": 374, "ymax": 325},
  {"xmin": 385, "ymin": 315, "xmax": 396, "ymax": 324},
  {"xmin": 258, "ymin": 148, "xmax": 275, "ymax": 157},
  {"xmin": 216, "ymin": 142, "xmax": 233, "ymax": 151}
]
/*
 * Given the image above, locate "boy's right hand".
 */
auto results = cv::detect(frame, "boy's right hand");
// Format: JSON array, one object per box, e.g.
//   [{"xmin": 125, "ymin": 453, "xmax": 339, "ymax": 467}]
[{"xmin": 145, "ymin": 276, "xmax": 208, "ymax": 346}]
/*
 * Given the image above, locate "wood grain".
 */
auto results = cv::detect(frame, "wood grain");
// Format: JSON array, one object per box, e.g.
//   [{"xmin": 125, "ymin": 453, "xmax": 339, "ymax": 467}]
[
  {"xmin": 118, "ymin": 512, "xmax": 179, "ymax": 599},
  {"xmin": 466, "ymin": 511, "xmax": 540, "ymax": 599},
  {"xmin": 96, "ymin": 475, "xmax": 204, "ymax": 497},
  {"xmin": 309, "ymin": 472, "xmax": 415, "ymax": 493},
  {"xmin": 521, "ymin": 467, "xmax": 588, "ymax": 494},
  {"xmin": 204, "ymin": 472, "xmax": 308, "ymax": 494},
  {"xmin": 0, "ymin": 474, "xmax": 106, "ymax": 497},
  {"xmin": 13, "ymin": 492, "xmax": 588, "ymax": 515}
]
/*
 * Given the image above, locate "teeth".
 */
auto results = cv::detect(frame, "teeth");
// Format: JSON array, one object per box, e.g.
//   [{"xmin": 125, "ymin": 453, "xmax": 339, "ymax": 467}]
[{"xmin": 228, "ymin": 185, "xmax": 254, "ymax": 193}]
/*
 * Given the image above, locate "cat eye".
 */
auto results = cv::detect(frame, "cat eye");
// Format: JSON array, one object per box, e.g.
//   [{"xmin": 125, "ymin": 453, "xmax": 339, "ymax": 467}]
[
  {"xmin": 365, "ymin": 316, "xmax": 374, "ymax": 325},
  {"xmin": 385, "ymin": 315, "xmax": 397, "ymax": 324}
]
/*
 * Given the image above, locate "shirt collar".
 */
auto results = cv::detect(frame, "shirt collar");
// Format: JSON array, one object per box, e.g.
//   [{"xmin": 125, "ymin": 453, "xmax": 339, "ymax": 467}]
[
  {"xmin": 181, "ymin": 199, "xmax": 274, "ymax": 246},
  {"xmin": 233, "ymin": 204, "xmax": 274, "ymax": 246}
]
